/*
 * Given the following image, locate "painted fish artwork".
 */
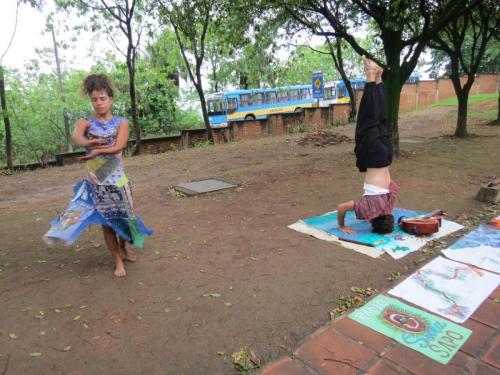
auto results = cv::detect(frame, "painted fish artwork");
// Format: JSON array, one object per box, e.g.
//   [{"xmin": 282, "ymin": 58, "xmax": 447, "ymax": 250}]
[
  {"xmin": 349, "ymin": 295, "xmax": 471, "ymax": 364},
  {"xmin": 389, "ymin": 256, "xmax": 500, "ymax": 323}
]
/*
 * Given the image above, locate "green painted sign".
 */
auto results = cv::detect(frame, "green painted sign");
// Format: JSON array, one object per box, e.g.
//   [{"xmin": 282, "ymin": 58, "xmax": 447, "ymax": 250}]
[{"xmin": 349, "ymin": 295, "xmax": 471, "ymax": 364}]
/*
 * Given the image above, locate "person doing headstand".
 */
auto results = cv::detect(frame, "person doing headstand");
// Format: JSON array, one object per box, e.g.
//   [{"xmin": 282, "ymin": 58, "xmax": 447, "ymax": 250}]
[{"xmin": 337, "ymin": 56, "xmax": 399, "ymax": 235}]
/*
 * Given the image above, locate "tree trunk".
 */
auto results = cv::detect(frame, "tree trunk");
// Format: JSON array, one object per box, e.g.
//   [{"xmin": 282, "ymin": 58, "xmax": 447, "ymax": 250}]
[
  {"xmin": 51, "ymin": 28, "xmax": 72, "ymax": 152},
  {"xmin": 127, "ymin": 59, "xmax": 142, "ymax": 155},
  {"xmin": 239, "ymin": 73, "xmax": 248, "ymax": 89},
  {"xmin": 448, "ymin": 55, "xmax": 473, "ymax": 138},
  {"xmin": 497, "ymin": 93, "xmax": 499, "ymax": 124},
  {"xmin": 383, "ymin": 71, "xmax": 402, "ymax": 156},
  {"xmin": 0, "ymin": 66, "xmax": 13, "ymax": 169},
  {"xmin": 455, "ymin": 91, "xmax": 469, "ymax": 137},
  {"xmin": 196, "ymin": 69, "xmax": 213, "ymax": 141},
  {"xmin": 334, "ymin": 39, "xmax": 356, "ymax": 122}
]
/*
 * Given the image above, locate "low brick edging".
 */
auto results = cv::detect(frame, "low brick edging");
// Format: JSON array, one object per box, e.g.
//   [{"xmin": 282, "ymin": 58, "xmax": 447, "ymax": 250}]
[{"xmin": 259, "ymin": 286, "xmax": 500, "ymax": 375}]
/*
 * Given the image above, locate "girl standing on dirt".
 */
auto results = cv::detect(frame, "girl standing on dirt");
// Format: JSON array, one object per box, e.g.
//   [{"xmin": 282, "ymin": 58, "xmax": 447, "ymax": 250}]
[
  {"xmin": 336, "ymin": 56, "xmax": 399, "ymax": 234},
  {"xmin": 44, "ymin": 74, "xmax": 153, "ymax": 277}
]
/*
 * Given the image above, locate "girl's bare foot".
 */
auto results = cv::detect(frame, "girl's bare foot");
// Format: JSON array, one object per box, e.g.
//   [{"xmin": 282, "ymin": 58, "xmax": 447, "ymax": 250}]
[
  {"xmin": 114, "ymin": 257, "xmax": 126, "ymax": 277},
  {"xmin": 120, "ymin": 246, "xmax": 137, "ymax": 262}
]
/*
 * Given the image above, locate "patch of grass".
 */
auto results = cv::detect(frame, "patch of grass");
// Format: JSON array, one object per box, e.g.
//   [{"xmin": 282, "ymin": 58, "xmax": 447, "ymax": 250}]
[
  {"xmin": 433, "ymin": 93, "xmax": 498, "ymax": 107},
  {"xmin": 329, "ymin": 286, "xmax": 377, "ymax": 319},
  {"xmin": 232, "ymin": 346, "xmax": 260, "ymax": 374},
  {"xmin": 469, "ymin": 108, "xmax": 497, "ymax": 121},
  {"xmin": 191, "ymin": 139, "xmax": 213, "ymax": 148},
  {"xmin": 289, "ymin": 123, "xmax": 309, "ymax": 133},
  {"xmin": 387, "ymin": 271, "xmax": 402, "ymax": 282}
]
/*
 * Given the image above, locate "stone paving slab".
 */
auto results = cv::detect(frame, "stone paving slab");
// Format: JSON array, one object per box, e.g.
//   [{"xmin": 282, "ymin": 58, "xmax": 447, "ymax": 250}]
[
  {"xmin": 174, "ymin": 178, "xmax": 237, "ymax": 196},
  {"xmin": 259, "ymin": 286, "xmax": 500, "ymax": 375}
]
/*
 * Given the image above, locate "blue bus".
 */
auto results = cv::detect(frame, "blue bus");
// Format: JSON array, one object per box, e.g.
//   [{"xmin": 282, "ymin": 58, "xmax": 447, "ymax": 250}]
[
  {"xmin": 206, "ymin": 84, "xmax": 316, "ymax": 128},
  {"xmin": 320, "ymin": 75, "xmax": 419, "ymax": 107},
  {"xmin": 321, "ymin": 78, "xmax": 366, "ymax": 107}
]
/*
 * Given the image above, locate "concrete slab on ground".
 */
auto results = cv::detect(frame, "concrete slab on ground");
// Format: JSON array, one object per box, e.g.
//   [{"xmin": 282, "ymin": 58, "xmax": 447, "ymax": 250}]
[{"xmin": 174, "ymin": 178, "xmax": 237, "ymax": 196}]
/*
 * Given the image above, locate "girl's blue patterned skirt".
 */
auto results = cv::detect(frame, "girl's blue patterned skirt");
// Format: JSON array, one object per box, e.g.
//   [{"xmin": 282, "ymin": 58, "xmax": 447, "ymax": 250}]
[{"xmin": 44, "ymin": 179, "xmax": 153, "ymax": 247}]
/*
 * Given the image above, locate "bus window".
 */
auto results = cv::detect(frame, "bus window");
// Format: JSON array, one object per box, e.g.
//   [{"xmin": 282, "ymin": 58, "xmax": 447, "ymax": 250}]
[
  {"xmin": 300, "ymin": 88, "xmax": 310, "ymax": 99},
  {"xmin": 289, "ymin": 89, "xmax": 299, "ymax": 101},
  {"xmin": 240, "ymin": 94, "xmax": 252, "ymax": 107},
  {"xmin": 265, "ymin": 91, "xmax": 277, "ymax": 104},
  {"xmin": 278, "ymin": 90, "xmax": 289, "ymax": 103},
  {"xmin": 336, "ymin": 86, "xmax": 346, "ymax": 98},
  {"xmin": 324, "ymin": 87, "xmax": 335, "ymax": 100},
  {"xmin": 207, "ymin": 99, "xmax": 224, "ymax": 115},
  {"xmin": 252, "ymin": 92, "xmax": 264, "ymax": 106},
  {"xmin": 225, "ymin": 98, "xmax": 238, "ymax": 114}
]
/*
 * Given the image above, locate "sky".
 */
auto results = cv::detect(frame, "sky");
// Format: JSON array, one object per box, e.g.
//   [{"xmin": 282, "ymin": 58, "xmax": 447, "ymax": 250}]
[
  {"xmin": 0, "ymin": 1, "xmax": 50, "ymax": 68},
  {"xmin": 0, "ymin": 0, "xmax": 107, "ymax": 71}
]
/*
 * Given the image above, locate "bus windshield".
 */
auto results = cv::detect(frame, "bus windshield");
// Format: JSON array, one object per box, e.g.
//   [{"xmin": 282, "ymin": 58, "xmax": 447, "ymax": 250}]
[{"xmin": 207, "ymin": 98, "xmax": 224, "ymax": 116}]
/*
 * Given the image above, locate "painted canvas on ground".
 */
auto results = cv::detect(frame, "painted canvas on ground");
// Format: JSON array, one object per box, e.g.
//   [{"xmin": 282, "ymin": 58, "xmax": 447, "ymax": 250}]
[
  {"xmin": 297, "ymin": 209, "xmax": 463, "ymax": 259},
  {"xmin": 389, "ymin": 256, "xmax": 500, "ymax": 323},
  {"xmin": 288, "ymin": 220, "xmax": 384, "ymax": 258},
  {"xmin": 442, "ymin": 224, "xmax": 500, "ymax": 273},
  {"xmin": 349, "ymin": 295, "xmax": 471, "ymax": 365}
]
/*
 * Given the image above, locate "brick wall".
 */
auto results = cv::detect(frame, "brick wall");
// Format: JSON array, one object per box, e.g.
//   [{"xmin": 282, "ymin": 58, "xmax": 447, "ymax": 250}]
[
  {"xmin": 476, "ymin": 74, "xmax": 498, "ymax": 94},
  {"xmin": 141, "ymin": 135, "xmax": 182, "ymax": 154},
  {"xmin": 333, "ymin": 103, "xmax": 350, "ymax": 124},
  {"xmin": 417, "ymin": 80, "xmax": 437, "ymax": 107},
  {"xmin": 355, "ymin": 73, "xmax": 499, "ymax": 113}
]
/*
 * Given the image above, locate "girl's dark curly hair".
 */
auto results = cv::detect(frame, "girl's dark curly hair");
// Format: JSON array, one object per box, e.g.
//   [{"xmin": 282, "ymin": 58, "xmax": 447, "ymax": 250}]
[
  {"xmin": 81, "ymin": 74, "xmax": 114, "ymax": 98},
  {"xmin": 370, "ymin": 214, "xmax": 395, "ymax": 234}
]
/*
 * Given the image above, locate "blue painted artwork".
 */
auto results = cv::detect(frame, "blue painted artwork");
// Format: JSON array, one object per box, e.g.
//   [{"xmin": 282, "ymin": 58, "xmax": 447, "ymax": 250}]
[
  {"xmin": 442, "ymin": 223, "xmax": 500, "ymax": 273},
  {"xmin": 303, "ymin": 208, "xmax": 421, "ymax": 247},
  {"xmin": 450, "ymin": 224, "xmax": 500, "ymax": 250}
]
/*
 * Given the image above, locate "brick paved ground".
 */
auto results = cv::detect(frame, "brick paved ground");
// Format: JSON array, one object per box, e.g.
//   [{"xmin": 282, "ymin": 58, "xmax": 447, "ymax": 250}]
[{"xmin": 260, "ymin": 287, "xmax": 500, "ymax": 375}]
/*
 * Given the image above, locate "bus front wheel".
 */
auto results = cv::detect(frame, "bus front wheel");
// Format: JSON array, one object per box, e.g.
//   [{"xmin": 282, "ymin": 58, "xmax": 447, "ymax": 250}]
[
  {"xmin": 245, "ymin": 114, "xmax": 256, "ymax": 120},
  {"xmin": 294, "ymin": 107, "xmax": 303, "ymax": 113}
]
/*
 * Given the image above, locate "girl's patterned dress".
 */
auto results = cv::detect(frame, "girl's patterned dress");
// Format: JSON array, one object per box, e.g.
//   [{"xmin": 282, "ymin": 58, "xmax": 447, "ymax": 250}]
[{"xmin": 44, "ymin": 116, "xmax": 153, "ymax": 246}]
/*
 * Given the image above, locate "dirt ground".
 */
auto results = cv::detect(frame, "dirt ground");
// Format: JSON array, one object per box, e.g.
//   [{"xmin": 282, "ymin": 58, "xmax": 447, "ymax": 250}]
[{"xmin": 0, "ymin": 102, "xmax": 499, "ymax": 375}]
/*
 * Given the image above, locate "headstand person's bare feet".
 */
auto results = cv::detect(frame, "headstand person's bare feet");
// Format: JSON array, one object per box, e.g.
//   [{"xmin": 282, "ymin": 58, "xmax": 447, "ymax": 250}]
[
  {"xmin": 362, "ymin": 55, "xmax": 383, "ymax": 83},
  {"xmin": 375, "ymin": 64, "xmax": 383, "ymax": 84},
  {"xmin": 362, "ymin": 55, "xmax": 377, "ymax": 82}
]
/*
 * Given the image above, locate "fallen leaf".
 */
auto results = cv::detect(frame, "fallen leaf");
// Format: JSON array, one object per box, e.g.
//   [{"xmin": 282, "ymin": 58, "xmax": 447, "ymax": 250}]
[
  {"xmin": 54, "ymin": 308, "xmax": 61, "ymax": 313},
  {"xmin": 83, "ymin": 323, "xmax": 89, "ymax": 329},
  {"xmin": 224, "ymin": 302, "xmax": 232, "ymax": 307},
  {"xmin": 73, "ymin": 315, "xmax": 81, "ymax": 321},
  {"xmin": 30, "ymin": 352, "xmax": 42, "ymax": 357},
  {"xmin": 62, "ymin": 346, "xmax": 71, "ymax": 352},
  {"xmin": 217, "ymin": 351, "xmax": 225, "ymax": 356},
  {"xmin": 9, "ymin": 333, "xmax": 18, "ymax": 339}
]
